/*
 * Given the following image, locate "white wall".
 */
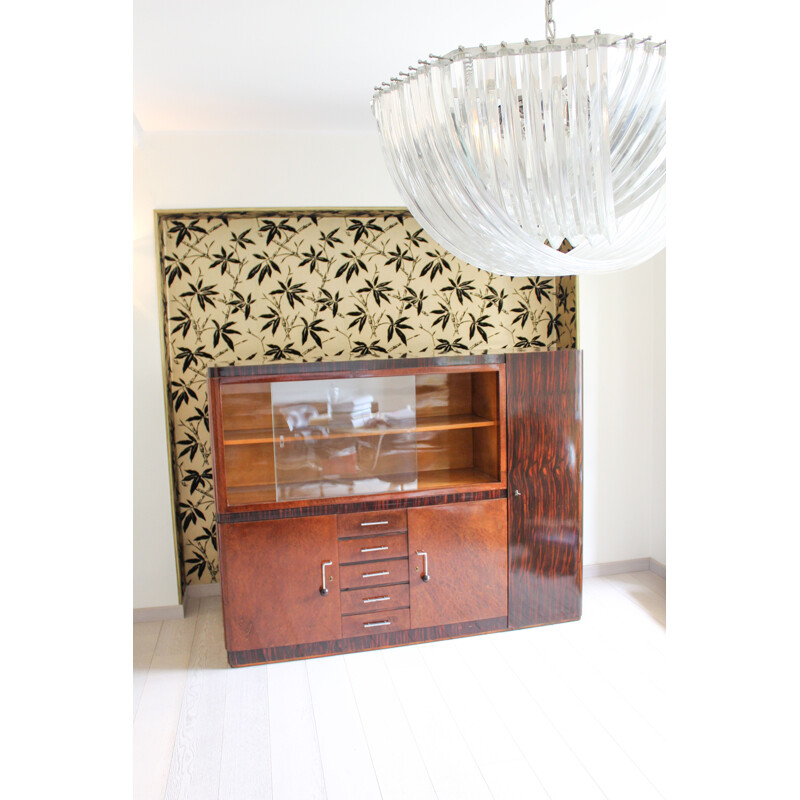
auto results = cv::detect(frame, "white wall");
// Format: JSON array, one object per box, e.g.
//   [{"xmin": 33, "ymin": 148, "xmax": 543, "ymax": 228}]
[
  {"xmin": 133, "ymin": 130, "xmax": 666, "ymax": 608},
  {"xmin": 579, "ymin": 251, "xmax": 666, "ymax": 567},
  {"xmin": 650, "ymin": 254, "xmax": 666, "ymax": 566},
  {"xmin": 133, "ymin": 131, "xmax": 406, "ymax": 609}
]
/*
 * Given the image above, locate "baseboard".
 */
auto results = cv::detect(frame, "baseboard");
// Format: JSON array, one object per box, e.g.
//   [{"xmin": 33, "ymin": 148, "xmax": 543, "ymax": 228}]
[
  {"xmin": 133, "ymin": 584, "xmax": 222, "ymax": 622},
  {"xmin": 133, "ymin": 604, "xmax": 185, "ymax": 623},
  {"xmin": 649, "ymin": 558, "xmax": 666, "ymax": 579},
  {"xmin": 584, "ymin": 558, "xmax": 651, "ymax": 578}
]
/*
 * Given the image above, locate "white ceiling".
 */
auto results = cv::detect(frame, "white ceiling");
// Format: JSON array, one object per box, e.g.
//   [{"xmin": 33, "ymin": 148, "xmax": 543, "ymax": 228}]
[{"xmin": 133, "ymin": 0, "xmax": 667, "ymax": 134}]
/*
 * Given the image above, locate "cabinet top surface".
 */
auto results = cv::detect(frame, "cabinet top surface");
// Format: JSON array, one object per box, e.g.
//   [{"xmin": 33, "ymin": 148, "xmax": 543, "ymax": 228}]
[{"xmin": 206, "ymin": 350, "xmax": 555, "ymax": 379}]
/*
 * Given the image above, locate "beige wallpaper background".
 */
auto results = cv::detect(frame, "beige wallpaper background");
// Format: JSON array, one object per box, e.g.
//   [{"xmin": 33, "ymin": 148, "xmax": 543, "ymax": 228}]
[{"xmin": 157, "ymin": 209, "xmax": 577, "ymax": 586}]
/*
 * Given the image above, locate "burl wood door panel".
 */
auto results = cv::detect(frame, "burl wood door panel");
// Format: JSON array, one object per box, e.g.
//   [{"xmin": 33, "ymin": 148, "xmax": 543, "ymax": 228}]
[
  {"xmin": 506, "ymin": 350, "xmax": 583, "ymax": 628},
  {"xmin": 408, "ymin": 499, "xmax": 508, "ymax": 628},
  {"xmin": 219, "ymin": 516, "xmax": 341, "ymax": 651}
]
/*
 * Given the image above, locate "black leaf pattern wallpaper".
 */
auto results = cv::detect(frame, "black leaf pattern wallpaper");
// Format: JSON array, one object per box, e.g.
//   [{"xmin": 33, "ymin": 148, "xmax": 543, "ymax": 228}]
[{"xmin": 156, "ymin": 209, "xmax": 577, "ymax": 587}]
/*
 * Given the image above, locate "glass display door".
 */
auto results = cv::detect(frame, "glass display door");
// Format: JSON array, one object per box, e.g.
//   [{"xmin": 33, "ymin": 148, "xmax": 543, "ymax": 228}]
[
  {"xmin": 215, "ymin": 365, "xmax": 503, "ymax": 510},
  {"xmin": 271, "ymin": 375, "xmax": 418, "ymax": 501}
]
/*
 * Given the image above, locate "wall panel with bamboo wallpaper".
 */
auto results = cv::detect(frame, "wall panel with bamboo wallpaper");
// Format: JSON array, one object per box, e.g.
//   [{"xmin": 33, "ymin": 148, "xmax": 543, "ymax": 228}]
[{"xmin": 156, "ymin": 208, "xmax": 577, "ymax": 587}]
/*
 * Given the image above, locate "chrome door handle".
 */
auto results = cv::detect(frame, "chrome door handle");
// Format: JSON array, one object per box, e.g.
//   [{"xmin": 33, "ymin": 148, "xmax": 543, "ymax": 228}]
[
  {"xmin": 361, "ymin": 570, "xmax": 390, "ymax": 578},
  {"xmin": 416, "ymin": 550, "xmax": 430, "ymax": 582},
  {"xmin": 360, "ymin": 545, "xmax": 389, "ymax": 553},
  {"xmin": 320, "ymin": 560, "xmax": 333, "ymax": 596},
  {"xmin": 363, "ymin": 620, "xmax": 391, "ymax": 628},
  {"xmin": 361, "ymin": 520, "xmax": 389, "ymax": 526}
]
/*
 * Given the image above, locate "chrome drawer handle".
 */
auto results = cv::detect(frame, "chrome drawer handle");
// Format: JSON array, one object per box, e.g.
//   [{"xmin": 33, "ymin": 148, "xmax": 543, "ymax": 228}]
[
  {"xmin": 320, "ymin": 560, "xmax": 333, "ymax": 596},
  {"xmin": 362, "ymin": 570, "xmax": 390, "ymax": 578},
  {"xmin": 416, "ymin": 550, "xmax": 430, "ymax": 582},
  {"xmin": 361, "ymin": 545, "xmax": 389, "ymax": 553},
  {"xmin": 361, "ymin": 520, "xmax": 389, "ymax": 527},
  {"xmin": 363, "ymin": 620, "xmax": 391, "ymax": 628},
  {"xmin": 363, "ymin": 595, "xmax": 391, "ymax": 604}
]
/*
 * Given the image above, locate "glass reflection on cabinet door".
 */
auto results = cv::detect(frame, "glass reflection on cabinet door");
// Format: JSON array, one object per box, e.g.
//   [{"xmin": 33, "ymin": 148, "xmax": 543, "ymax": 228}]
[{"xmin": 270, "ymin": 375, "xmax": 417, "ymax": 501}]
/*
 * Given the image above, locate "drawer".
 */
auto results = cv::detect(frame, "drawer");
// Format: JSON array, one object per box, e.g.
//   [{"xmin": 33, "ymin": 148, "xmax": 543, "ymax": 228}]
[
  {"xmin": 340, "ymin": 583, "xmax": 410, "ymax": 616},
  {"xmin": 338, "ymin": 532, "xmax": 408, "ymax": 565},
  {"xmin": 342, "ymin": 608, "xmax": 411, "ymax": 638},
  {"xmin": 339, "ymin": 558, "xmax": 409, "ymax": 590},
  {"xmin": 338, "ymin": 509, "xmax": 407, "ymax": 538}
]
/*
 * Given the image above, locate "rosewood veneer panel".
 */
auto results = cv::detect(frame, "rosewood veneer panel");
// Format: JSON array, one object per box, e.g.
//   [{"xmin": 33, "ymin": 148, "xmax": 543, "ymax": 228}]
[
  {"xmin": 506, "ymin": 350, "xmax": 583, "ymax": 627},
  {"xmin": 228, "ymin": 616, "xmax": 508, "ymax": 666}
]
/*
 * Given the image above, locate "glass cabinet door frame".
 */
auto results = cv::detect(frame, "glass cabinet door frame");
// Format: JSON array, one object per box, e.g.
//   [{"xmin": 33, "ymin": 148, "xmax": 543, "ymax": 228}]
[{"xmin": 209, "ymin": 362, "xmax": 507, "ymax": 515}]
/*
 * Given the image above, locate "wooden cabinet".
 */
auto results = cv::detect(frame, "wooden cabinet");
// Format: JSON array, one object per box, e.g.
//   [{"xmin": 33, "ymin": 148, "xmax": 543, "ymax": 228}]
[{"xmin": 208, "ymin": 352, "xmax": 582, "ymax": 667}]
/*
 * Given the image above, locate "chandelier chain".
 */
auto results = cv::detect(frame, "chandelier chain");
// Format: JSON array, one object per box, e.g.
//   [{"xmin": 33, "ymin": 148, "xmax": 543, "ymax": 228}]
[{"xmin": 545, "ymin": 0, "xmax": 556, "ymax": 44}]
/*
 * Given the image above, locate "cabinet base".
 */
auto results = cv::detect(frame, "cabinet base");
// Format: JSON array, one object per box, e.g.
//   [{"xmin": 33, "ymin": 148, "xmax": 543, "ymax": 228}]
[{"xmin": 228, "ymin": 616, "xmax": 509, "ymax": 667}]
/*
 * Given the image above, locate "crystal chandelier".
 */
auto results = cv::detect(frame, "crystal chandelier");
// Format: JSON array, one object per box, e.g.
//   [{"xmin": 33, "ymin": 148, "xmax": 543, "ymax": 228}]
[{"xmin": 371, "ymin": 1, "xmax": 665, "ymax": 276}]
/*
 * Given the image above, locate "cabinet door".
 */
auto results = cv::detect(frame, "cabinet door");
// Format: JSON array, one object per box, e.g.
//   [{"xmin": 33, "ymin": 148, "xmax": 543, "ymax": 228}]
[
  {"xmin": 220, "ymin": 516, "xmax": 341, "ymax": 652},
  {"xmin": 408, "ymin": 499, "xmax": 507, "ymax": 629},
  {"xmin": 506, "ymin": 350, "xmax": 582, "ymax": 627}
]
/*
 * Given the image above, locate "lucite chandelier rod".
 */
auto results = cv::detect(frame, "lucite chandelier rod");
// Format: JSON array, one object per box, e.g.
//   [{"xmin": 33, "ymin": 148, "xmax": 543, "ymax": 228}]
[{"xmin": 372, "ymin": 29, "xmax": 666, "ymax": 276}]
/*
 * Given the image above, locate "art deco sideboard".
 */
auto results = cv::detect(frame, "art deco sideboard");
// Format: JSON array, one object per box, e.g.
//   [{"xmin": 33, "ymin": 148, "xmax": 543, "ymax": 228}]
[{"xmin": 207, "ymin": 350, "xmax": 582, "ymax": 667}]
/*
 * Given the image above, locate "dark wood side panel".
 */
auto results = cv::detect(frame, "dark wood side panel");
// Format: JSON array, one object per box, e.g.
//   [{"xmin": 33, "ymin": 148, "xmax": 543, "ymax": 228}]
[
  {"xmin": 506, "ymin": 350, "xmax": 583, "ymax": 628},
  {"xmin": 219, "ymin": 516, "xmax": 341, "ymax": 651},
  {"xmin": 228, "ymin": 616, "xmax": 508, "ymax": 666}
]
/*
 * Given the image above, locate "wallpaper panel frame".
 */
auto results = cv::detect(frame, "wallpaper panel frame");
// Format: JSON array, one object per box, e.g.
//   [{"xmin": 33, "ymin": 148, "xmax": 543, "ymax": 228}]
[{"xmin": 155, "ymin": 208, "xmax": 577, "ymax": 589}]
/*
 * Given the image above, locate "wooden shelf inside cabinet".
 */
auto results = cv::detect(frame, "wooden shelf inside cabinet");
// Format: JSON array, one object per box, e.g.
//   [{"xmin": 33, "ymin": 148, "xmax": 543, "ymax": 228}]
[
  {"xmin": 417, "ymin": 467, "xmax": 497, "ymax": 491},
  {"xmin": 226, "ymin": 483, "xmax": 277, "ymax": 505},
  {"xmin": 224, "ymin": 466, "xmax": 498, "ymax": 508},
  {"xmin": 223, "ymin": 413, "xmax": 498, "ymax": 446}
]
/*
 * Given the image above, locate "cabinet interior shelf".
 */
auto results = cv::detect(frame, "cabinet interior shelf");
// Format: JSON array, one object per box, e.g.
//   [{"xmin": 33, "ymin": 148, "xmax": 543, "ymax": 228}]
[
  {"xmin": 223, "ymin": 413, "xmax": 497, "ymax": 446},
  {"xmin": 225, "ymin": 466, "xmax": 499, "ymax": 505}
]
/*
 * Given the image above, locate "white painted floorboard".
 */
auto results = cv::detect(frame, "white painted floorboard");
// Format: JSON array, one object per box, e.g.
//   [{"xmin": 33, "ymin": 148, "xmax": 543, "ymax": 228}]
[
  {"xmin": 164, "ymin": 596, "xmax": 229, "ymax": 800},
  {"xmin": 133, "ymin": 620, "xmax": 162, "ymax": 719},
  {"xmin": 134, "ymin": 595, "xmax": 201, "ymax": 800},
  {"xmin": 306, "ymin": 655, "xmax": 382, "ymax": 800},
  {"xmin": 133, "ymin": 572, "xmax": 667, "ymax": 799},
  {"xmin": 218, "ymin": 661, "xmax": 271, "ymax": 800},
  {"xmin": 268, "ymin": 660, "xmax": 327, "ymax": 800}
]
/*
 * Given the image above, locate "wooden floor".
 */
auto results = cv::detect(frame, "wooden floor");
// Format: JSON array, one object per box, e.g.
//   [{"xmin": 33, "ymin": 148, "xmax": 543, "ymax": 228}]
[{"xmin": 133, "ymin": 571, "xmax": 666, "ymax": 800}]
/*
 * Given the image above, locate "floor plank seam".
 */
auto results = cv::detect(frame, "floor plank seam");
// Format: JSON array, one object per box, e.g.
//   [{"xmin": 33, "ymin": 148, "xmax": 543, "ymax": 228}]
[
  {"xmin": 378, "ymin": 649, "xmax": 441, "ymax": 799},
  {"xmin": 303, "ymin": 660, "xmax": 331, "ymax": 800},
  {"xmin": 550, "ymin": 624, "xmax": 667, "ymax": 741},
  {"xmin": 383, "ymin": 645, "xmax": 488, "ymax": 800},
  {"xmin": 417, "ymin": 640, "xmax": 534, "ymax": 800},
  {"xmin": 452, "ymin": 636, "xmax": 556, "ymax": 800},
  {"xmin": 338, "ymin": 655, "xmax": 385, "ymax": 800},
  {"xmin": 488, "ymin": 637, "xmax": 610, "ymax": 800},
  {"xmin": 133, "ymin": 620, "xmax": 163, "ymax": 724},
  {"xmin": 530, "ymin": 638, "xmax": 666, "ymax": 798}
]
